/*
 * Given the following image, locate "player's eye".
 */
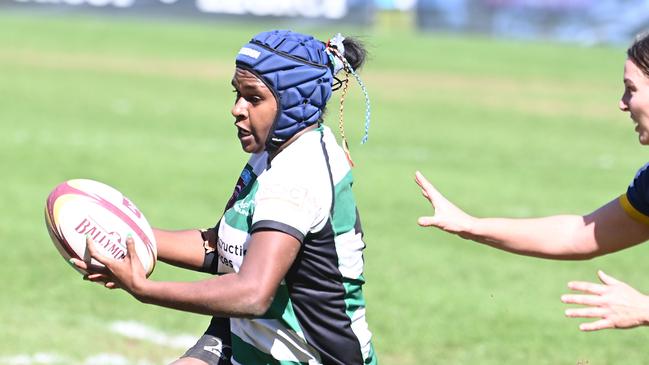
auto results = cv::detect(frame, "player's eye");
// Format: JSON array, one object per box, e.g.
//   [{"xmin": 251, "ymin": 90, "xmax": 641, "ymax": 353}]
[{"xmin": 247, "ymin": 95, "xmax": 262, "ymax": 104}]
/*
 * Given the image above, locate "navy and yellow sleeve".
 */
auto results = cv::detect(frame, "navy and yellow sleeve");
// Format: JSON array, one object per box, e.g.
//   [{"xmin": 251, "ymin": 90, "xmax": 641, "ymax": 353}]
[{"xmin": 620, "ymin": 163, "xmax": 649, "ymax": 226}]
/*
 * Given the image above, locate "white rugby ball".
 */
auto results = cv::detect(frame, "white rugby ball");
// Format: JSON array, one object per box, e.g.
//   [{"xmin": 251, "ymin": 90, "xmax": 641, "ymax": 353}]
[{"xmin": 45, "ymin": 179, "xmax": 157, "ymax": 276}]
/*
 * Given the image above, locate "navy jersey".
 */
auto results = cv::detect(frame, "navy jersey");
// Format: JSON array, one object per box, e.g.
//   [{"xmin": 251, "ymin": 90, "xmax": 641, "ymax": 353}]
[{"xmin": 621, "ymin": 163, "xmax": 649, "ymax": 225}]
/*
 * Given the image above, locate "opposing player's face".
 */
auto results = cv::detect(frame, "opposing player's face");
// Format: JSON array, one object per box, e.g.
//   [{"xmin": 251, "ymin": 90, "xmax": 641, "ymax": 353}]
[
  {"xmin": 231, "ymin": 68, "xmax": 278, "ymax": 153},
  {"xmin": 620, "ymin": 58, "xmax": 649, "ymax": 145}
]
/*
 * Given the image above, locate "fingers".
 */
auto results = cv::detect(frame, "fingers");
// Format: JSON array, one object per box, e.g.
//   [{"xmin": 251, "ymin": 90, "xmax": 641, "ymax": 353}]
[
  {"xmin": 104, "ymin": 281, "xmax": 121, "ymax": 289},
  {"xmin": 70, "ymin": 257, "xmax": 110, "ymax": 275},
  {"xmin": 565, "ymin": 306, "xmax": 609, "ymax": 318},
  {"xmin": 84, "ymin": 273, "xmax": 109, "ymax": 282},
  {"xmin": 561, "ymin": 292, "xmax": 614, "ymax": 332},
  {"xmin": 567, "ymin": 280, "xmax": 608, "ymax": 295},
  {"xmin": 414, "ymin": 171, "xmax": 441, "ymax": 202},
  {"xmin": 414, "ymin": 170, "xmax": 429, "ymax": 187},
  {"xmin": 125, "ymin": 235, "xmax": 145, "ymax": 269},
  {"xmin": 417, "ymin": 216, "xmax": 437, "ymax": 227},
  {"xmin": 579, "ymin": 319, "xmax": 614, "ymax": 332},
  {"xmin": 81, "ymin": 273, "xmax": 119, "ymax": 289},
  {"xmin": 561, "ymin": 294, "xmax": 604, "ymax": 306},
  {"xmin": 85, "ymin": 235, "xmax": 113, "ymax": 267},
  {"xmin": 72, "ymin": 236, "xmax": 132, "ymax": 291},
  {"xmin": 597, "ymin": 270, "xmax": 622, "ymax": 286},
  {"xmin": 70, "ymin": 258, "xmax": 88, "ymax": 271},
  {"xmin": 125, "ymin": 234, "xmax": 138, "ymax": 262}
]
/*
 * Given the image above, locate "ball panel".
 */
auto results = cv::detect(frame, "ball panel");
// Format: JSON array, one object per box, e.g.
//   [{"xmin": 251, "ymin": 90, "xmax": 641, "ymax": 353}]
[
  {"xmin": 44, "ymin": 205, "xmax": 89, "ymax": 275},
  {"xmin": 45, "ymin": 179, "xmax": 157, "ymax": 276},
  {"xmin": 66, "ymin": 179, "xmax": 157, "ymax": 261},
  {"xmin": 45, "ymin": 206, "xmax": 75, "ymax": 262}
]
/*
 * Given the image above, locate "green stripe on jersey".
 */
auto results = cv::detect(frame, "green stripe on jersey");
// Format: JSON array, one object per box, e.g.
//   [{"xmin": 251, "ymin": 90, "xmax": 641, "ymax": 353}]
[
  {"xmin": 343, "ymin": 279, "xmax": 366, "ymax": 319},
  {"xmin": 232, "ymin": 334, "xmax": 308, "ymax": 365},
  {"xmin": 331, "ymin": 171, "xmax": 357, "ymax": 236},
  {"xmin": 223, "ymin": 181, "xmax": 259, "ymax": 232},
  {"xmin": 343, "ymin": 280, "xmax": 377, "ymax": 365}
]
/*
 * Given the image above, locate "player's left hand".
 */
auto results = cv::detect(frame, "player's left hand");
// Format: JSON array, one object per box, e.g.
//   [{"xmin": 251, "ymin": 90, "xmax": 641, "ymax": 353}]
[{"xmin": 561, "ymin": 270, "xmax": 649, "ymax": 331}]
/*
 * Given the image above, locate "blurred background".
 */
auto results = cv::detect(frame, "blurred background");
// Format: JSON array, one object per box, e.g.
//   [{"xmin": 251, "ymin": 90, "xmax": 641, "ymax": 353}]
[
  {"xmin": 2, "ymin": 1, "xmax": 649, "ymax": 364},
  {"xmin": 3, "ymin": 0, "xmax": 649, "ymax": 45}
]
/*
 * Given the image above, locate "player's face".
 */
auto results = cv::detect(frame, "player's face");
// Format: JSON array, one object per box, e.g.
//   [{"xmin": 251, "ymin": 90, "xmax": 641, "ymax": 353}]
[
  {"xmin": 231, "ymin": 68, "xmax": 278, "ymax": 153},
  {"xmin": 620, "ymin": 58, "xmax": 649, "ymax": 145}
]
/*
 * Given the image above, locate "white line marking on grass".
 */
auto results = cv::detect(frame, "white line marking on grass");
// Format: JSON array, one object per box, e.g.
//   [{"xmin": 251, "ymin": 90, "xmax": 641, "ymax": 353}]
[
  {"xmin": 82, "ymin": 353, "xmax": 130, "ymax": 365},
  {"xmin": 109, "ymin": 320, "xmax": 198, "ymax": 349},
  {"xmin": 0, "ymin": 322, "xmax": 196, "ymax": 364},
  {"xmin": 0, "ymin": 353, "xmax": 68, "ymax": 365},
  {"xmin": 0, "ymin": 353, "xmax": 165, "ymax": 365}
]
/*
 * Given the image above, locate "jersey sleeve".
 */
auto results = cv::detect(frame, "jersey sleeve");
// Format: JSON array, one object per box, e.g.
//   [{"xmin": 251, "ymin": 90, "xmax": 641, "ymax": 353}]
[
  {"xmin": 620, "ymin": 163, "xmax": 649, "ymax": 226},
  {"xmin": 250, "ymin": 162, "xmax": 329, "ymax": 243}
]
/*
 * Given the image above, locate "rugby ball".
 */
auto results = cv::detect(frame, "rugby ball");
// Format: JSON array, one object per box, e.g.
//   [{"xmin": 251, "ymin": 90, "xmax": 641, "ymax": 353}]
[{"xmin": 44, "ymin": 179, "xmax": 157, "ymax": 276}]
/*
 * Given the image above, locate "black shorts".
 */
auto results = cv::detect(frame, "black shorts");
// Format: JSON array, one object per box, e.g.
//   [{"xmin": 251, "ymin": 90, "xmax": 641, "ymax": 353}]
[{"xmin": 181, "ymin": 317, "xmax": 232, "ymax": 365}]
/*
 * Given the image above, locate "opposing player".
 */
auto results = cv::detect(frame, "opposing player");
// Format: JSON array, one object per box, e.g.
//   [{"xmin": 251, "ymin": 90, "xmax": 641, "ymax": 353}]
[
  {"xmin": 73, "ymin": 30, "xmax": 377, "ymax": 364},
  {"xmin": 415, "ymin": 31, "xmax": 649, "ymax": 332}
]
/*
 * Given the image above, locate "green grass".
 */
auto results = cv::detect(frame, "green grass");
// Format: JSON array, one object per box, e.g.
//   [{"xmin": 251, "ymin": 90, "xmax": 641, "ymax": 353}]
[{"xmin": 1, "ymin": 12, "xmax": 648, "ymax": 365}]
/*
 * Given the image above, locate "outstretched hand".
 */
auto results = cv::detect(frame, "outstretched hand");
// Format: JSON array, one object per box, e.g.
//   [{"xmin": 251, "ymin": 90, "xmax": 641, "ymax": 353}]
[
  {"xmin": 562, "ymin": 270, "xmax": 649, "ymax": 331},
  {"xmin": 70, "ymin": 235, "xmax": 148, "ymax": 295},
  {"xmin": 415, "ymin": 171, "xmax": 476, "ymax": 237}
]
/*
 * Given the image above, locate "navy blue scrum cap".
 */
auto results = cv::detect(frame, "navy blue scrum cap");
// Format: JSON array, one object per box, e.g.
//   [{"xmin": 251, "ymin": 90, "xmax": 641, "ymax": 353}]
[{"xmin": 235, "ymin": 30, "xmax": 334, "ymax": 151}]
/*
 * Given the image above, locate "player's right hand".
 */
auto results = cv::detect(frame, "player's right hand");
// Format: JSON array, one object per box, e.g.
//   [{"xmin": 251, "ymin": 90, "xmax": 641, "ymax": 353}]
[{"xmin": 415, "ymin": 170, "xmax": 477, "ymax": 238}]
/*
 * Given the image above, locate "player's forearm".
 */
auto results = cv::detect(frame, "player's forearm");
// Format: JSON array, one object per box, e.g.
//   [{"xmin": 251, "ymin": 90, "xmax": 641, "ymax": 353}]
[
  {"xmin": 465, "ymin": 215, "xmax": 596, "ymax": 259},
  {"xmin": 153, "ymin": 228, "xmax": 206, "ymax": 269},
  {"xmin": 133, "ymin": 274, "xmax": 270, "ymax": 318}
]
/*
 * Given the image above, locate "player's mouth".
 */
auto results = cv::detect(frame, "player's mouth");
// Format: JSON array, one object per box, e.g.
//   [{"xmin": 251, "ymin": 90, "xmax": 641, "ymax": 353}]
[{"xmin": 237, "ymin": 127, "xmax": 252, "ymax": 139}]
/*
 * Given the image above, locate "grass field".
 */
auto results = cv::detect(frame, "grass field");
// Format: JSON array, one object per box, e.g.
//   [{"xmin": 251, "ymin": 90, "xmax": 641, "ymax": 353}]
[{"xmin": 2, "ymin": 11, "xmax": 649, "ymax": 365}]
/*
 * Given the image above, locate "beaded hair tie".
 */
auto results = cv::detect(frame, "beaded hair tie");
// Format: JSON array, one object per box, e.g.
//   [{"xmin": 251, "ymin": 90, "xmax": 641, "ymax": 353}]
[{"xmin": 326, "ymin": 33, "xmax": 371, "ymax": 167}]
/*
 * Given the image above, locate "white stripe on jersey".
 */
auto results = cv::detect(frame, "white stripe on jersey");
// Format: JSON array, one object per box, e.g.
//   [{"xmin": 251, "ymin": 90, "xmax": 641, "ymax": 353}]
[
  {"xmin": 334, "ymin": 229, "xmax": 365, "ymax": 279},
  {"xmin": 230, "ymin": 317, "xmax": 321, "ymax": 363},
  {"xmin": 350, "ymin": 307, "xmax": 373, "ymax": 361}
]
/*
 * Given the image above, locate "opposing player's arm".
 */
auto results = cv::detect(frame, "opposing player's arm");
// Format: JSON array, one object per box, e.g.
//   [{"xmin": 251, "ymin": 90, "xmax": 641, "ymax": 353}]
[
  {"xmin": 468, "ymin": 198, "xmax": 649, "ymax": 259},
  {"xmin": 153, "ymin": 228, "xmax": 215, "ymax": 271},
  {"xmin": 577, "ymin": 197, "xmax": 649, "ymax": 257},
  {"xmin": 416, "ymin": 171, "xmax": 649, "ymax": 259},
  {"xmin": 131, "ymin": 229, "xmax": 300, "ymax": 317}
]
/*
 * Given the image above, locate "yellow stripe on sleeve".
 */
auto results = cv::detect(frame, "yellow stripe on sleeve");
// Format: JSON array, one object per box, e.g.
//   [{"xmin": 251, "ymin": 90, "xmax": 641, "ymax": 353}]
[{"xmin": 619, "ymin": 193, "xmax": 649, "ymax": 226}]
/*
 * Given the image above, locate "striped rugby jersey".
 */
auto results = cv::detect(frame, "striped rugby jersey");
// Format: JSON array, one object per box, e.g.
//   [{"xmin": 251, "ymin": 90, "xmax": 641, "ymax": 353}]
[
  {"xmin": 215, "ymin": 125, "xmax": 377, "ymax": 365},
  {"xmin": 621, "ymin": 162, "xmax": 649, "ymax": 224}
]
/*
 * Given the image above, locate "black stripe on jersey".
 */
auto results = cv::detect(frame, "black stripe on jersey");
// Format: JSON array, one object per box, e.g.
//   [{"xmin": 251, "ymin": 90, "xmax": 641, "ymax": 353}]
[
  {"xmin": 282, "ymin": 132, "xmax": 364, "ymax": 365},
  {"xmin": 251, "ymin": 220, "xmax": 305, "ymax": 243},
  {"xmin": 354, "ymin": 207, "xmax": 364, "ymax": 237},
  {"xmin": 319, "ymin": 128, "xmax": 336, "ymax": 215},
  {"xmin": 286, "ymin": 221, "xmax": 364, "ymax": 365}
]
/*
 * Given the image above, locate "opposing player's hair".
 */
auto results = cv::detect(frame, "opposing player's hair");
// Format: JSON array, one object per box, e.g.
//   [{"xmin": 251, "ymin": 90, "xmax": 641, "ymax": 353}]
[{"xmin": 628, "ymin": 31, "xmax": 649, "ymax": 77}]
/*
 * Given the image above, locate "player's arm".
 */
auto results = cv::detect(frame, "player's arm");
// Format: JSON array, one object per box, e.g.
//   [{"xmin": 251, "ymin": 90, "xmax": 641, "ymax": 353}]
[
  {"xmin": 415, "ymin": 171, "xmax": 649, "ymax": 260},
  {"xmin": 153, "ymin": 227, "xmax": 216, "ymax": 271},
  {"xmin": 467, "ymin": 198, "xmax": 649, "ymax": 259},
  {"xmin": 79, "ymin": 229, "xmax": 300, "ymax": 317}
]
